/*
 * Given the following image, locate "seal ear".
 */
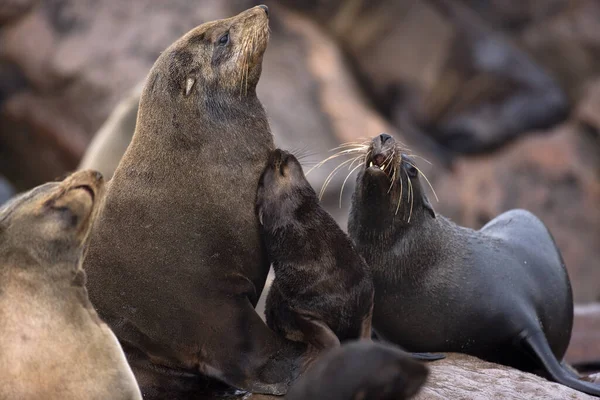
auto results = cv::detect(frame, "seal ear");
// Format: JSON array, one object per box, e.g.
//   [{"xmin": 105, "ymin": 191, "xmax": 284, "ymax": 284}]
[{"xmin": 422, "ymin": 193, "xmax": 435, "ymax": 219}]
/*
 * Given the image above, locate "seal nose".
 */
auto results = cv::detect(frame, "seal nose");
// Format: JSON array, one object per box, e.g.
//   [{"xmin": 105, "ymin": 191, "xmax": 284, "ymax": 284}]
[
  {"xmin": 258, "ymin": 4, "xmax": 269, "ymax": 17},
  {"xmin": 379, "ymin": 133, "xmax": 393, "ymax": 145},
  {"xmin": 93, "ymin": 171, "xmax": 103, "ymax": 181}
]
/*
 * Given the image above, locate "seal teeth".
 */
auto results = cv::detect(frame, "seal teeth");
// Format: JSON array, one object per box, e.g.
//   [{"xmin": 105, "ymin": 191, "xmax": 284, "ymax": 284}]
[{"xmin": 369, "ymin": 161, "xmax": 374, "ymax": 168}]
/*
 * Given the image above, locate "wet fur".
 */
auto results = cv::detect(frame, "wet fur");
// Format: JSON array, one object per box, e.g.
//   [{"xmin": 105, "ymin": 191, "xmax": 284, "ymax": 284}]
[
  {"xmin": 0, "ymin": 171, "xmax": 141, "ymax": 400},
  {"xmin": 257, "ymin": 149, "xmax": 374, "ymax": 351},
  {"xmin": 83, "ymin": 7, "xmax": 307, "ymax": 397},
  {"xmin": 348, "ymin": 133, "xmax": 600, "ymax": 396}
]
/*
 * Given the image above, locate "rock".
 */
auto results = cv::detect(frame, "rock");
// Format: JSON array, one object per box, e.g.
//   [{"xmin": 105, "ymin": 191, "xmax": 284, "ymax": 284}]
[
  {"xmin": 520, "ymin": 0, "xmax": 600, "ymax": 103},
  {"xmin": 0, "ymin": 174, "xmax": 15, "ymax": 206},
  {"xmin": 566, "ymin": 304, "xmax": 600, "ymax": 366},
  {"xmin": 415, "ymin": 353, "xmax": 593, "ymax": 399},
  {"xmin": 433, "ymin": 123, "xmax": 600, "ymax": 303},
  {"xmin": 278, "ymin": 0, "xmax": 568, "ymax": 155},
  {"xmin": 575, "ymin": 79, "xmax": 600, "ymax": 133},
  {"xmin": 0, "ymin": 0, "xmax": 36, "ymax": 23},
  {"xmin": 242, "ymin": 353, "xmax": 594, "ymax": 400}
]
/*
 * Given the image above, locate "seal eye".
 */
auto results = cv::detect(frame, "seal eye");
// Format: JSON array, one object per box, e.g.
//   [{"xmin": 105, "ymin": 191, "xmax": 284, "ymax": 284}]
[
  {"xmin": 406, "ymin": 164, "xmax": 418, "ymax": 178},
  {"xmin": 218, "ymin": 32, "xmax": 229, "ymax": 46}
]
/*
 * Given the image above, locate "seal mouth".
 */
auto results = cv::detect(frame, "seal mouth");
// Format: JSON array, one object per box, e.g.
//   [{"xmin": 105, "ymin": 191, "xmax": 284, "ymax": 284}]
[{"xmin": 366, "ymin": 152, "xmax": 394, "ymax": 177}]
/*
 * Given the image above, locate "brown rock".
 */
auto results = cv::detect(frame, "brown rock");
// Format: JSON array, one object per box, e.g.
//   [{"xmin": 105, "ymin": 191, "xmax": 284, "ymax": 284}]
[
  {"xmin": 415, "ymin": 353, "xmax": 593, "ymax": 400},
  {"xmin": 520, "ymin": 0, "xmax": 600, "ymax": 102},
  {"xmin": 433, "ymin": 123, "xmax": 600, "ymax": 303},
  {"xmin": 242, "ymin": 353, "xmax": 594, "ymax": 400},
  {"xmin": 575, "ymin": 79, "xmax": 600, "ymax": 133},
  {"xmin": 566, "ymin": 304, "xmax": 600, "ymax": 365},
  {"xmin": 0, "ymin": 0, "xmax": 36, "ymax": 23}
]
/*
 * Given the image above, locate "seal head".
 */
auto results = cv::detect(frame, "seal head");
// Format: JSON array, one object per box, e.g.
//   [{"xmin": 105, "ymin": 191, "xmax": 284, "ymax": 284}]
[
  {"xmin": 0, "ymin": 171, "xmax": 142, "ymax": 400},
  {"xmin": 286, "ymin": 341, "xmax": 428, "ymax": 400},
  {"xmin": 350, "ymin": 133, "xmax": 434, "ymax": 241}
]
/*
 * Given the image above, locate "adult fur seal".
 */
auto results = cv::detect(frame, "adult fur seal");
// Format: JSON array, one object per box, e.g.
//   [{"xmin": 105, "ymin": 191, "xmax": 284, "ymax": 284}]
[
  {"xmin": 348, "ymin": 133, "xmax": 600, "ymax": 396},
  {"xmin": 83, "ymin": 5, "xmax": 307, "ymax": 398},
  {"xmin": 285, "ymin": 341, "xmax": 428, "ymax": 400},
  {"xmin": 0, "ymin": 170, "xmax": 141, "ymax": 400},
  {"xmin": 257, "ymin": 149, "xmax": 374, "ymax": 350}
]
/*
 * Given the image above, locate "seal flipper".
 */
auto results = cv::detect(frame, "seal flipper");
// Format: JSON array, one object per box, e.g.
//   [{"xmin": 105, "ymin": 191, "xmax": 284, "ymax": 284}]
[
  {"xmin": 409, "ymin": 352, "xmax": 446, "ymax": 361},
  {"xmin": 294, "ymin": 312, "xmax": 341, "ymax": 350},
  {"xmin": 521, "ymin": 330, "xmax": 600, "ymax": 396},
  {"xmin": 370, "ymin": 330, "xmax": 445, "ymax": 361}
]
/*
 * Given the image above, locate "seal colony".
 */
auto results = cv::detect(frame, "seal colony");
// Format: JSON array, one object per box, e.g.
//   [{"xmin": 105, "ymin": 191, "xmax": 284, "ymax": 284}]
[
  {"xmin": 257, "ymin": 149, "xmax": 374, "ymax": 351},
  {"xmin": 83, "ymin": 5, "xmax": 308, "ymax": 398},
  {"xmin": 347, "ymin": 133, "xmax": 600, "ymax": 396},
  {"xmin": 0, "ymin": 170, "xmax": 142, "ymax": 400}
]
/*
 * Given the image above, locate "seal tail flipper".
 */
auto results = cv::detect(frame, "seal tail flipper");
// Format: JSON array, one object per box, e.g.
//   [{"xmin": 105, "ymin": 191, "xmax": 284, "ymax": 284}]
[{"xmin": 521, "ymin": 330, "xmax": 600, "ymax": 396}]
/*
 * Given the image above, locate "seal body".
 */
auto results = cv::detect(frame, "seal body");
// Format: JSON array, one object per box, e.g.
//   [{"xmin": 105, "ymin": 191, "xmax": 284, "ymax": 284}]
[
  {"xmin": 83, "ymin": 6, "xmax": 306, "ymax": 397},
  {"xmin": 348, "ymin": 133, "xmax": 600, "ymax": 396},
  {"xmin": 285, "ymin": 341, "xmax": 428, "ymax": 400},
  {"xmin": 0, "ymin": 170, "xmax": 141, "ymax": 400},
  {"xmin": 257, "ymin": 150, "xmax": 374, "ymax": 350}
]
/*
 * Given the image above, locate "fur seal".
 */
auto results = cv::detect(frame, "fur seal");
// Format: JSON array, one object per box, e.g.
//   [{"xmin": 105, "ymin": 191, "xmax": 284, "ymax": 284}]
[
  {"xmin": 257, "ymin": 149, "xmax": 374, "ymax": 350},
  {"xmin": 78, "ymin": 83, "xmax": 142, "ymax": 180},
  {"xmin": 0, "ymin": 170, "xmax": 142, "ymax": 400},
  {"xmin": 285, "ymin": 341, "xmax": 428, "ymax": 400},
  {"xmin": 83, "ymin": 5, "xmax": 307, "ymax": 398},
  {"xmin": 347, "ymin": 133, "xmax": 600, "ymax": 396}
]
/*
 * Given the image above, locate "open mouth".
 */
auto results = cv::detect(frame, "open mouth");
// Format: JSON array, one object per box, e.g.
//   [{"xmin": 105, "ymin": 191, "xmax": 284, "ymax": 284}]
[{"xmin": 366, "ymin": 152, "xmax": 394, "ymax": 178}]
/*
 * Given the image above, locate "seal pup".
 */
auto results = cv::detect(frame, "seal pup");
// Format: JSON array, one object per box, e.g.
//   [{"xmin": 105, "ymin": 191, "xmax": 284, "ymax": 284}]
[
  {"xmin": 0, "ymin": 170, "xmax": 142, "ymax": 400},
  {"xmin": 347, "ymin": 132, "xmax": 600, "ymax": 396},
  {"xmin": 257, "ymin": 149, "xmax": 374, "ymax": 351},
  {"xmin": 285, "ymin": 341, "xmax": 428, "ymax": 400},
  {"xmin": 84, "ymin": 5, "xmax": 307, "ymax": 397}
]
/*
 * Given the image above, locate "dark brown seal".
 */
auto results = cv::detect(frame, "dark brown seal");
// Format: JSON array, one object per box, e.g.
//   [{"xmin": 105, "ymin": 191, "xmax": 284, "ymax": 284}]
[
  {"xmin": 285, "ymin": 341, "xmax": 428, "ymax": 400},
  {"xmin": 83, "ymin": 5, "xmax": 308, "ymax": 398},
  {"xmin": 0, "ymin": 170, "xmax": 141, "ymax": 400},
  {"xmin": 347, "ymin": 133, "xmax": 600, "ymax": 396},
  {"xmin": 257, "ymin": 149, "xmax": 374, "ymax": 351}
]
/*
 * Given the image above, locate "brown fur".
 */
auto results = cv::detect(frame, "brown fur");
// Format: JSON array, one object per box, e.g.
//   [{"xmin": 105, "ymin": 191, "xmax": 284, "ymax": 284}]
[
  {"xmin": 0, "ymin": 170, "xmax": 141, "ymax": 400},
  {"xmin": 83, "ymin": 6, "xmax": 308, "ymax": 398}
]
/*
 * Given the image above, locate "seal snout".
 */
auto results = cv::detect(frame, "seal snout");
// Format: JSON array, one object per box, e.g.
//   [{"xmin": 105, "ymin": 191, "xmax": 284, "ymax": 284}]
[
  {"xmin": 366, "ymin": 133, "xmax": 397, "ymax": 177},
  {"xmin": 65, "ymin": 170, "xmax": 104, "ymax": 203},
  {"xmin": 258, "ymin": 4, "xmax": 269, "ymax": 17}
]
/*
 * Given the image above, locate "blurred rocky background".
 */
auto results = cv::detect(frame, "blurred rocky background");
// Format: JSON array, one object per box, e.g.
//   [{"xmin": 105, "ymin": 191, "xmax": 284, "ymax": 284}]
[{"xmin": 1, "ymin": 0, "xmax": 599, "ymax": 366}]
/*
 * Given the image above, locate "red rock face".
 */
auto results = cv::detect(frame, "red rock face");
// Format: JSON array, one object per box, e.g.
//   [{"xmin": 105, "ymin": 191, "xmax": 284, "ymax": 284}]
[
  {"xmin": 432, "ymin": 123, "xmax": 600, "ymax": 302},
  {"xmin": 566, "ymin": 304, "xmax": 600, "ymax": 364}
]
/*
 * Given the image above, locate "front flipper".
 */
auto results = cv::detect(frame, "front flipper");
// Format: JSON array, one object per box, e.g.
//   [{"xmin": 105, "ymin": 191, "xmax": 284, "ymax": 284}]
[
  {"xmin": 409, "ymin": 352, "xmax": 446, "ymax": 361},
  {"xmin": 294, "ymin": 311, "xmax": 340, "ymax": 350},
  {"xmin": 521, "ymin": 329, "xmax": 600, "ymax": 396}
]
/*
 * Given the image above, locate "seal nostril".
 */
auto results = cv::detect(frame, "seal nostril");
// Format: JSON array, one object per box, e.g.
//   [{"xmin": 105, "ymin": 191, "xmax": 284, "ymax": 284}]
[
  {"xmin": 379, "ymin": 133, "xmax": 393, "ymax": 145},
  {"xmin": 258, "ymin": 4, "xmax": 269, "ymax": 16}
]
